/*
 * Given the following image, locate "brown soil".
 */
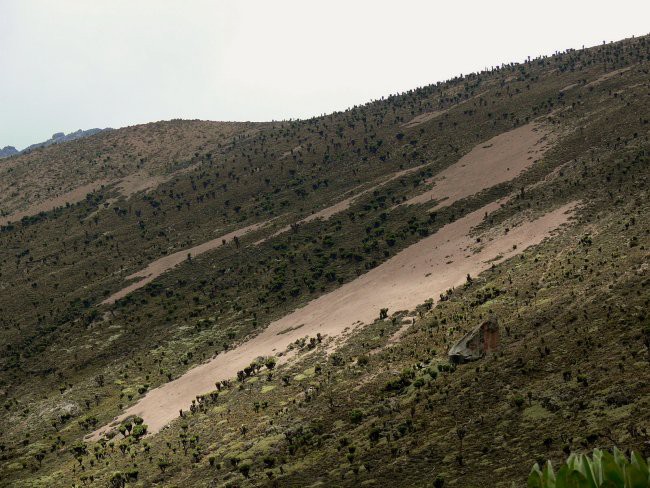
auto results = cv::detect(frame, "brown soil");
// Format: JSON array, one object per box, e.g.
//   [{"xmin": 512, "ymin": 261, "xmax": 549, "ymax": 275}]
[
  {"xmin": 280, "ymin": 145, "xmax": 302, "ymax": 159},
  {"xmin": 0, "ymin": 121, "xmax": 264, "ymax": 224},
  {"xmin": 386, "ymin": 317, "xmax": 416, "ymax": 345},
  {"xmin": 1, "ymin": 163, "xmax": 206, "ymax": 227},
  {"xmin": 560, "ymin": 83, "xmax": 578, "ymax": 92},
  {"xmin": 0, "ymin": 180, "xmax": 108, "ymax": 226},
  {"xmin": 584, "ymin": 67, "xmax": 631, "ymax": 87}
]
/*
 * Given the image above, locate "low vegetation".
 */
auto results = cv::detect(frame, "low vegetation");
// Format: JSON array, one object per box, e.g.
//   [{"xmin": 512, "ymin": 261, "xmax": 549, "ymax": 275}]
[{"xmin": 0, "ymin": 34, "xmax": 649, "ymax": 487}]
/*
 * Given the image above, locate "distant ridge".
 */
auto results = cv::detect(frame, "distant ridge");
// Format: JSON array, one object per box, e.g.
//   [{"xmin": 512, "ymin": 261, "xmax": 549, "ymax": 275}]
[
  {"xmin": 0, "ymin": 146, "xmax": 19, "ymax": 158},
  {"xmin": 0, "ymin": 128, "xmax": 111, "ymax": 159},
  {"xmin": 21, "ymin": 128, "xmax": 111, "ymax": 153}
]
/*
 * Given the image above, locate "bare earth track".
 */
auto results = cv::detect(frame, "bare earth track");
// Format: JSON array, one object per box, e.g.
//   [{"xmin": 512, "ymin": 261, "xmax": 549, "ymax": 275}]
[
  {"xmin": 0, "ymin": 121, "xmax": 264, "ymax": 225},
  {"xmin": 401, "ymin": 110, "xmax": 446, "ymax": 128},
  {"xmin": 0, "ymin": 181, "xmax": 108, "ymax": 226},
  {"xmin": 102, "ymin": 221, "xmax": 270, "ymax": 304}
]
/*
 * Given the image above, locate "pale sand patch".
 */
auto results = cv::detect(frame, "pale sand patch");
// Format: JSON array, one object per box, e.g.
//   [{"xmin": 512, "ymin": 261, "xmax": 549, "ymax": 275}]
[
  {"xmin": 115, "ymin": 171, "xmax": 169, "ymax": 198},
  {"xmin": 114, "ymin": 163, "xmax": 203, "ymax": 199},
  {"xmin": 280, "ymin": 145, "xmax": 302, "ymax": 159},
  {"xmin": 401, "ymin": 83, "xmax": 493, "ymax": 130},
  {"xmin": 560, "ymin": 83, "xmax": 578, "ymax": 92},
  {"xmin": 86, "ymin": 165, "xmax": 206, "ymax": 221},
  {"xmin": 584, "ymin": 67, "xmax": 631, "ymax": 88},
  {"xmin": 89, "ymin": 199, "xmax": 578, "ymax": 439},
  {"xmin": 386, "ymin": 317, "xmax": 416, "ymax": 345},
  {"xmin": 0, "ymin": 121, "xmax": 261, "ymax": 223},
  {"xmin": 0, "ymin": 180, "xmax": 108, "ymax": 226},
  {"xmin": 527, "ymin": 160, "xmax": 572, "ymax": 191},
  {"xmin": 402, "ymin": 122, "xmax": 551, "ymax": 208},
  {"xmin": 102, "ymin": 221, "xmax": 269, "ymax": 305},
  {"xmin": 401, "ymin": 110, "xmax": 446, "ymax": 129}
]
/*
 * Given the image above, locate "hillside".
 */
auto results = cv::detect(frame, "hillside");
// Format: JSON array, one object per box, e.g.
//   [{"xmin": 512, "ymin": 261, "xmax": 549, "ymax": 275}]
[
  {"xmin": 0, "ymin": 35, "xmax": 649, "ymax": 488},
  {"xmin": 0, "ymin": 120, "xmax": 267, "ymax": 224}
]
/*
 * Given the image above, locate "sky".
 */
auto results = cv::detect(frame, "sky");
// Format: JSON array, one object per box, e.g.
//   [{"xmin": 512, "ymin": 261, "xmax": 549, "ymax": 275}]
[{"xmin": 0, "ymin": 1, "xmax": 649, "ymax": 150}]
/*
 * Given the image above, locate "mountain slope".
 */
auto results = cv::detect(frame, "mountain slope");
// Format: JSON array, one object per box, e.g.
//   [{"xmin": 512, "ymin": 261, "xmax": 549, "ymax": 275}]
[
  {"xmin": 0, "ymin": 120, "xmax": 267, "ymax": 224},
  {"xmin": 0, "ymin": 35, "xmax": 649, "ymax": 488}
]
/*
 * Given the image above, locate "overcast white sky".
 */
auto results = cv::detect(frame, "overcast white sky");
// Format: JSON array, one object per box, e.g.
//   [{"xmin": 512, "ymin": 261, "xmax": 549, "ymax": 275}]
[{"xmin": 0, "ymin": 0, "xmax": 648, "ymax": 149}]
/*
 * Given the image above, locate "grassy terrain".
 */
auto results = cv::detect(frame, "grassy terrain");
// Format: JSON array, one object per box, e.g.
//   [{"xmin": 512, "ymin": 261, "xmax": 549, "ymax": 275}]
[{"xmin": 0, "ymin": 35, "xmax": 649, "ymax": 487}]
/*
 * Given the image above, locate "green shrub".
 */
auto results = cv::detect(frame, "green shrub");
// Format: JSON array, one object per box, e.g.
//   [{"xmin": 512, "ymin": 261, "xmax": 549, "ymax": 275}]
[
  {"xmin": 512, "ymin": 395, "xmax": 525, "ymax": 409},
  {"xmin": 528, "ymin": 448, "xmax": 649, "ymax": 487},
  {"xmin": 239, "ymin": 461, "xmax": 252, "ymax": 478},
  {"xmin": 350, "ymin": 409, "xmax": 364, "ymax": 424},
  {"xmin": 157, "ymin": 459, "xmax": 170, "ymax": 473},
  {"xmin": 131, "ymin": 424, "xmax": 147, "ymax": 440}
]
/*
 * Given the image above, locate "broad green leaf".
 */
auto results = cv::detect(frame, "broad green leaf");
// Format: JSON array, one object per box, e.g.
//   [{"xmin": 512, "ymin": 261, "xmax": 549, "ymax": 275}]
[
  {"xmin": 567, "ymin": 454, "xmax": 580, "ymax": 472},
  {"xmin": 624, "ymin": 461, "xmax": 649, "ymax": 488},
  {"xmin": 592, "ymin": 449, "xmax": 604, "ymax": 485},
  {"xmin": 565, "ymin": 470, "xmax": 592, "ymax": 488},
  {"xmin": 528, "ymin": 464, "xmax": 544, "ymax": 488},
  {"xmin": 581, "ymin": 455, "xmax": 598, "ymax": 487},
  {"xmin": 555, "ymin": 465, "xmax": 572, "ymax": 488},
  {"xmin": 613, "ymin": 448, "xmax": 627, "ymax": 470},
  {"xmin": 543, "ymin": 461, "xmax": 557, "ymax": 487},
  {"xmin": 528, "ymin": 448, "xmax": 649, "ymax": 488},
  {"xmin": 600, "ymin": 451, "xmax": 625, "ymax": 487},
  {"xmin": 630, "ymin": 452, "xmax": 648, "ymax": 473}
]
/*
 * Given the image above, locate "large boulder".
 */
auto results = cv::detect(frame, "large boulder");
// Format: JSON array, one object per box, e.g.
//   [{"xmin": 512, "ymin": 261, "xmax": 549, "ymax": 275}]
[{"xmin": 448, "ymin": 316, "xmax": 499, "ymax": 364}]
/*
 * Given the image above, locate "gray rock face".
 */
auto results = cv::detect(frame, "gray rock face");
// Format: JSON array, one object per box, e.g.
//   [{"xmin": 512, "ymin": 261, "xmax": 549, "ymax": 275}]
[
  {"xmin": 22, "ymin": 128, "xmax": 110, "ymax": 153},
  {"xmin": 448, "ymin": 316, "xmax": 499, "ymax": 364},
  {"xmin": 0, "ymin": 128, "xmax": 111, "ymax": 159},
  {"xmin": 0, "ymin": 146, "xmax": 19, "ymax": 159}
]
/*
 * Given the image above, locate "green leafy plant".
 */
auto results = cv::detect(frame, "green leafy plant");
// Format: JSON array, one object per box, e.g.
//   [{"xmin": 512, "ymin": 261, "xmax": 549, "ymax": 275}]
[{"xmin": 528, "ymin": 448, "xmax": 650, "ymax": 487}]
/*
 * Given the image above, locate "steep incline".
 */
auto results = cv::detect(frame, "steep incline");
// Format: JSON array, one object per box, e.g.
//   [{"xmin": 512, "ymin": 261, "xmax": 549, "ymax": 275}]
[
  {"xmin": 92, "ymin": 199, "xmax": 577, "ymax": 437},
  {"xmin": 1, "ymin": 34, "xmax": 649, "ymax": 488}
]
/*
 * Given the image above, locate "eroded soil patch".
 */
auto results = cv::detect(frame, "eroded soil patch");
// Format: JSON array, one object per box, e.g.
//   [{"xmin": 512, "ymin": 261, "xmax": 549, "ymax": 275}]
[
  {"xmin": 403, "ymin": 122, "xmax": 552, "ymax": 208},
  {"xmin": 102, "ymin": 221, "xmax": 269, "ymax": 304},
  {"xmin": 91, "ymin": 199, "xmax": 577, "ymax": 437}
]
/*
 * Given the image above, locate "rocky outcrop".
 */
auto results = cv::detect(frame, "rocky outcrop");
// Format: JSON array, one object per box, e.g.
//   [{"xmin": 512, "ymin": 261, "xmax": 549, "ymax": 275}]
[
  {"xmin": 2, "ymin": 129, "xmax": 111, "ymax": 159},
  {"xmin": 21, "ymin": 128, "xmax": 110, "ymax": 153},
  {"xmin": 448, "ymin": 317, "xmax": 500, "ymax": 363},
  {"xmin": 0, "ymin": 146, "xmax": 19, "ymax": 159}
]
